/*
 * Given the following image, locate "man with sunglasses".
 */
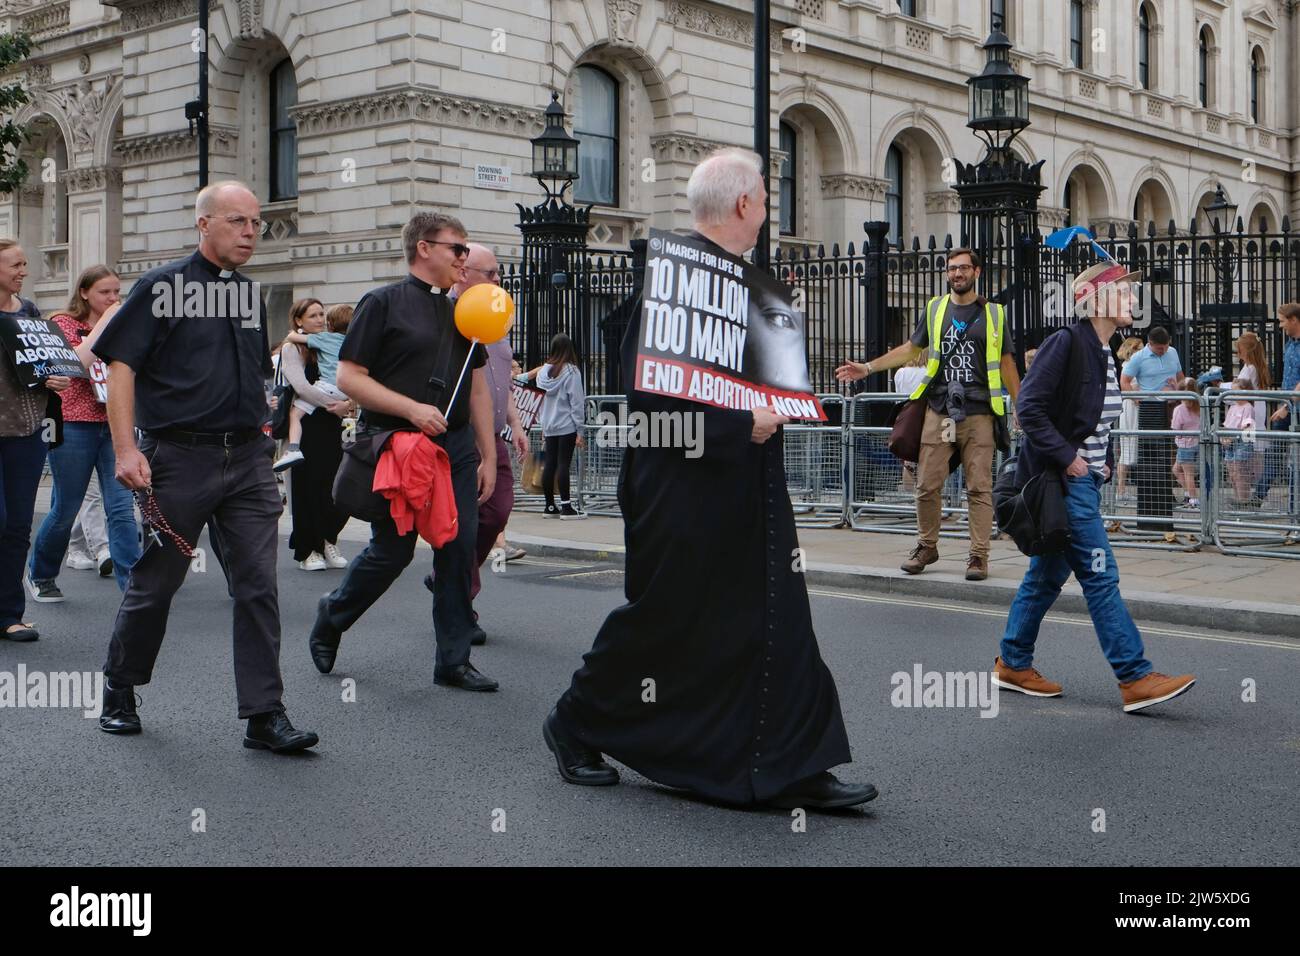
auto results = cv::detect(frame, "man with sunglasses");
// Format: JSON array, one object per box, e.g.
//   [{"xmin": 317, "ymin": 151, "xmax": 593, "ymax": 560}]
[
  {"xmin": 308, "ymin": 213, "xmax": 500, "ymax": 691},
  {"xmin": 93, "ymin": 180, "xmax": 319, "ymax": 753},
  {"xmin": 836, "ymin": 248, "xmax": 1020, "ymax": 581}
]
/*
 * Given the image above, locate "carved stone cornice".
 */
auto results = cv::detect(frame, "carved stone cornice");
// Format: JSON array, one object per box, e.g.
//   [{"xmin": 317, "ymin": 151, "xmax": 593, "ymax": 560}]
[
  {"xmin": 60, "ymin": 165, "xmax": 123, "ymax": 194},
  {"xmin": 290, "ymin": 89, "xmax": 547, "ymax": 138},
  {"xmin": 20, "ymin": 1, "xmax": 70, "ymax": 41},
  {"xmin": 821, "ymin": 174, "xmax": 887, "ymax": 201},
  {"xmin": 111, "ymin": 0, "xmax": 200, "ymax": 33},
  {"xmin": 113, "ymin": 124, "xmax": 238, "ymax": 164},
  {"xmin": 650, "ymin": 133, "xmax": 731, "ymax": 163},
  {"xmin": 668, "ymin": 1, "xmax": 784, "ymax": 51},
  {"xmin": 606, "ymin": 0, "xmax": 641, "ymax": 47}
]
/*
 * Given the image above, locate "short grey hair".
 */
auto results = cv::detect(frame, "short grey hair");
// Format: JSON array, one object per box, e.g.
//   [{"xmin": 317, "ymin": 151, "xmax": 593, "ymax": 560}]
[
  {"xmin": 687, "ymin": 148, "xmax": 764, "ymax": 226},
  {"xmin": 195, "ymin": 180, "xmax": 255, "ymax": 224},
  {"xmin": 402, "ymin": 211, "xmax": 467, "ymax": 263}
]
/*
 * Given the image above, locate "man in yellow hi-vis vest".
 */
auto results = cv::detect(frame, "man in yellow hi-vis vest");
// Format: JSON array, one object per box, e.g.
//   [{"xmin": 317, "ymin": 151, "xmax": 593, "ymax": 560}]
[{"xmin": 835, "ymin": 248, "xmax": 1020, "ymax": 580}]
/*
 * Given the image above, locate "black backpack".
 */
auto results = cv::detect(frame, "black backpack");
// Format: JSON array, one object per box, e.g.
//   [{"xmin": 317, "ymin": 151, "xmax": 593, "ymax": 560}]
[{"xmin": 994, "ymin": 455, "xmax": 1071, "ymax": 557}]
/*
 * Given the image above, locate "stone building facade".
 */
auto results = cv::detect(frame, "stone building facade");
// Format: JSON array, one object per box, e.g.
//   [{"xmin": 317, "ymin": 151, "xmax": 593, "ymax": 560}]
[{"xmin": 0, "ymin": 0, "xmax": 1296, "ymax": 334}]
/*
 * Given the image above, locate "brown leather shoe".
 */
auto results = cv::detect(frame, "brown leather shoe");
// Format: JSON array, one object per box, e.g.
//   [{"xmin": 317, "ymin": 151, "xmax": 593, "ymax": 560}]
[
  {"xmin": 901, "ymin": 543, "xmax": 939, "ymax": 574},
  {"xmin": 992, "ymin": 656, "xmax": 1063, "ymax": 697},
  {"xmin": 1119, "ymin": 672, "xmax": 1196, "ymax": 713},
  {"xmin": 965, "ymin": 555, "xmax": 989, "ymax": 581}
]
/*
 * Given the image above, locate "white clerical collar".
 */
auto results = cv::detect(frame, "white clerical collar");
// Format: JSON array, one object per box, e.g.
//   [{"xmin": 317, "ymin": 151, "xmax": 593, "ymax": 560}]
[{"xmin": 218, "ymin": 269, "xmax": 233, "ymax": 279}]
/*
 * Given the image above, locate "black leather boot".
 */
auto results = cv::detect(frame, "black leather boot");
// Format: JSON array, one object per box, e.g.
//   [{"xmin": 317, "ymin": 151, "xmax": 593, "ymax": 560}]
[
  {"xmin": 243, "ymin": 710, "xmax": 319, "ymax": 754},
  {"xmin": 99, "ymin": 681, "xmax": 142, "ymax": 735}
]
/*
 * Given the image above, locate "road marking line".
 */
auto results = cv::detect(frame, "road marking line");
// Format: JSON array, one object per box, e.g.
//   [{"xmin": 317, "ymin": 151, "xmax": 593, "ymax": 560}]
[{"xmin": 806, "ymin": 588, "xmax": 1299, "ymax": 650}]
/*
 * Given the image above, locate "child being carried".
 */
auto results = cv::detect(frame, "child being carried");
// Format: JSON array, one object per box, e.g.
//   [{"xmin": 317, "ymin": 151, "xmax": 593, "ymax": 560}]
[{"xmin": 274, "ymin": 304, "xmax": 353, "ymax": 472}]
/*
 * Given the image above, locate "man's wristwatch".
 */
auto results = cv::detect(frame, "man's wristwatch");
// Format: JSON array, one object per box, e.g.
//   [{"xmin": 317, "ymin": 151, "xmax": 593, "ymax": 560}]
[{"xmin": 864, "ymin": 361, "xmax": 874, "ymax": 376}]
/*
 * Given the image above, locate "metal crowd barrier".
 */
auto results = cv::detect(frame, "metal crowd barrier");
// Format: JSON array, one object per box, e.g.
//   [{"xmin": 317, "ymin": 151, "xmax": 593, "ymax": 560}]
[
  {"xmin": 505, "ymin": 387, "xmax": 1300, "ymax": 559},
  {"xmin": 1209, "ymin": 389, "xmax": 1300, "ymax": 558}
]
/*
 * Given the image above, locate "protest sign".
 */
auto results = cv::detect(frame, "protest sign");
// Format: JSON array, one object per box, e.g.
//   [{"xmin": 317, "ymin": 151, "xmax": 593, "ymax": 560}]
[
  {"xmin": 634, "ymin": 229, "xmax": 824, "ymax": 421},
  {"xmin": 511, "ymin": 380, "xmax": 546, "ymax": 432},
  {"xmin": 0, "ymin": 314, "xmax": 90, "ymax": 387}
]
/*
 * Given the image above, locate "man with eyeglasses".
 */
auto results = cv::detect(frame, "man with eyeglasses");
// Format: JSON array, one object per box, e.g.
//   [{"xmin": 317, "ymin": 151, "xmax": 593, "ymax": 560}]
[
  {"xmin": 92, "ymin": 180, "xmax": 319, "ymax": 753},
  {"xmin": 308, "ymin": 213, "xmax": 500, "ymax": 691},
  {"xmin": 836, "ymin": 248, "xmax": 1020, "ymax": 581}
]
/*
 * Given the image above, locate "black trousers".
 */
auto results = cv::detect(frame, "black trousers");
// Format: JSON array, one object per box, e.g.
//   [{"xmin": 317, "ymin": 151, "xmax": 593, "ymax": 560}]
[
  {"xmin": 320, "ymin": 424, "xmax": 480, "ymax": 670},
  {"xmin": 1135, "ymin": 399, "xmax": 1175, "ymax": 532},
  {"xmin": 288, "ymin": 408, "xmax": 348, "ymax": 561},
  {"xmin": 542, "ymin": 432, "xmax": 577, "ymax": 507},
  {"xmin": 104, "ymin": 433, "xmax": 285, "ymax": 718}
]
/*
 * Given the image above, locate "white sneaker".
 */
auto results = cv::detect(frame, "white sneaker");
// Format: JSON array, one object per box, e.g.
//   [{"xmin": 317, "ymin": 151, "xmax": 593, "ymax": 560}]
[
  {"xmin": 299, "ymin": 552, "xmax": 327, "ymax": 571},
  {"xmin": 66, "ymin": 552, "xmax": 96, "ymax": 571},
  {"xmin": 322, "ymin": 543, "xmax": 348, "ymax": 569},
  {"xmin": 273, "ymin": 449, "xmax": 305, "ymax": 472}
]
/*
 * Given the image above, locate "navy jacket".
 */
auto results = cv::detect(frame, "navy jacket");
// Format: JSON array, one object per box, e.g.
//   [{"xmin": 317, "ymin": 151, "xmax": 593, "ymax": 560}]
[{"xmin": 1015, "ymin": 320, "xmax": 1118, "ymax": 485}]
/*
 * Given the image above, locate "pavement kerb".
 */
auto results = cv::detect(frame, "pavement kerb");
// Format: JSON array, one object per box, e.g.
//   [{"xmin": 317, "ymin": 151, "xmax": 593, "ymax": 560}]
[{"xmin": 507, "ymin": 534, "xmax": 1300, "ymax": 641}]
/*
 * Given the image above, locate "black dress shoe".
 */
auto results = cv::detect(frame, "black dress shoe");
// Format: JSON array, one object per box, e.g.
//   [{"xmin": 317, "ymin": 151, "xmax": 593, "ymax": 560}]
[
  {"xmin": 243, "ymin": 710, "xmax": 319, "ymax": 753},
  {"xmin": 308, "ymin": 595, "xmax": 342, "ymax": 674},
  {"xmin": 543, "ymin": 707, "xmax": 619, "ymax": 786},
  {"xmin": 469, "ymin": 626, "xmax": 487, "ymax": 647},
  {"xmin": 99, "ymin": 682, "xmax": 141, "ymax": 735},
  {"xmin": 767, "ymin": 772, "xmax": 878, "ymax": 810},
  {"xmin": 433, "ymin": 662, "xmax": 499, "ymax": 692}
]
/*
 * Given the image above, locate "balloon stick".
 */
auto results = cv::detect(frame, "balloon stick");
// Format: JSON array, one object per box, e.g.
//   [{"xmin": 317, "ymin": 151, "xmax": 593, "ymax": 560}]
[{"xmin": 442, "ymin": 338, "xmax": 478, "ymax": 415}]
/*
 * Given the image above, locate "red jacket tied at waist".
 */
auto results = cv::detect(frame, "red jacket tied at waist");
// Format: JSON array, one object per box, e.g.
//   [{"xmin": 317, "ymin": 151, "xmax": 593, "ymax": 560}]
[{"xmin": 371, "ymin": 431, "xmax": 458, "ymax": 547}]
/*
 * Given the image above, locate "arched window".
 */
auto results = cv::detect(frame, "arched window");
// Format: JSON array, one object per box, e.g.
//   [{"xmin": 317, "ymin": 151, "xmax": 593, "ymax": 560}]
[
  {"xmin": 1250, "ymin": 47, "xmax": 1263, "ymax": 124},
  {"xmin": 574, "ymin": 66, "xmax": 618, "ymax": 206},
  {"xmin": 1069, "ymin": 0, "xmax": 1085, "ymax": 69},
  {"xmin": 1064, "ymin": 179, "xmax": 1074, "ymax": 227},
  {"xmin": 1138, "ymin": 4, "xmax": 1152, "ymax": 89},
  {"xmin": 1198, "ymin": 28, "xmax": 1209, "ymax": 107},
  {"xmin": 897, "ymin": 0, "xmax": 917, "ymax": 16},
  {"xmin": 778, "ymin": 121, "xmax": 797, "ymax": 236},
  {"xmin": 885, "ymin": 144, "xmax": 904, "ymax": 246},
  {"xmin": 269, "ymin": 58, "xmax": 297, "ymax": 201}
]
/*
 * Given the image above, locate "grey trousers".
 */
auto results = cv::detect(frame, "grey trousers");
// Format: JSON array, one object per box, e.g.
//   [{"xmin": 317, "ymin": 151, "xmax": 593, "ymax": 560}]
[
  {"xmin": 103, "ymin": 432, "xmax": 285, "ymax": 717},
  {"xmin": 68, "ymin": 479, "xmax": 109, "ymax": 559}
]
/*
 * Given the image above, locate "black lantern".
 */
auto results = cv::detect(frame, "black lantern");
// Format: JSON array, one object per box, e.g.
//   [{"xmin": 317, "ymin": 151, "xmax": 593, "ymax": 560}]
[
  {"xmin": 967, "ymin": 27, "xmax": 1030, "ymax": 155},
  {"xmin": 530, "ymin": 92, "xmax": 580, "ymax": 200},
  {"xmin": 1202, "ymin": 182, "xmax": 1239, "ymax": 234}
]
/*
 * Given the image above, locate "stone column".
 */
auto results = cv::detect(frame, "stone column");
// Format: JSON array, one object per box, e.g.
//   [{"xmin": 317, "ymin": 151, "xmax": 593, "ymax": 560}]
[{"xmin": 61, "ymin": 166, "xmax": 123, "ymax": 279}]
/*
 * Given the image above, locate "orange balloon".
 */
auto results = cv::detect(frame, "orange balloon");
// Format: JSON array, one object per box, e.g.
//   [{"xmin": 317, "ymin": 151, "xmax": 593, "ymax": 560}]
[{"xmin": 454, "ymin": 284, "xmax": 515, "ymax": 344}]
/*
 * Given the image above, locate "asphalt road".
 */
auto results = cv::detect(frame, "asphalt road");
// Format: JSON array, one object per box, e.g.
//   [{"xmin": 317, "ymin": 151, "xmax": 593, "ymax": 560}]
[{"xmin": 3, "ymin": 528, "xmax": 1296, "ymax": 867}]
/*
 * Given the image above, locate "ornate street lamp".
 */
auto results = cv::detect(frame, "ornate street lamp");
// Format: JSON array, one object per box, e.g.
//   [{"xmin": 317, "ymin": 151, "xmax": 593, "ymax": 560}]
[
  {"xmin": 530, "ymin": 92, "xmax": 581, "ymax": 201},
  {"xmin": 518, "ymin": 91, "xmax": 590, "ymax": 375},
  {"xmin": 1202, "ymin": 183, "xmax": 1238, "ymax": 304},
  {"xmin": 966, "ymin": 26, "xmax": 1030, "ymax": 164}
]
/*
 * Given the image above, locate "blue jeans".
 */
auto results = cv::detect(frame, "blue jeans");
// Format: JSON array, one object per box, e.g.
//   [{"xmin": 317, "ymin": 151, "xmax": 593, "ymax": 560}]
[
  {"xmin": 30, "ymin": 422, "xmax": 140, "ymax": 591},
  {"xmin": 0, "ymin": 429, "xmax": 48, "ymax": 628},
  {"xmin": 1001, "ymin": 470, "xmax": 1152, "ymax": 683}
]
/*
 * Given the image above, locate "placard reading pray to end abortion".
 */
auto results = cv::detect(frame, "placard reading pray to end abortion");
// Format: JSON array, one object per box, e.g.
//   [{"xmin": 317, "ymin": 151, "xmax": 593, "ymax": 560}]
[
  {"xmin": 635, "ymin": 228, "xmax": 825, "ymax": 421},
  {"xmin": 0, "ymin": 314, "xmax": 90, "ymax": 387}
]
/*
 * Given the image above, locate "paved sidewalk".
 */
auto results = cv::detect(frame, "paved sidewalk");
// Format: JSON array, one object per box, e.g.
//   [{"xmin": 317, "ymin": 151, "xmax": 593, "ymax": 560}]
[{"xmin": 491, "ymin": 510, "xmax": 1300, "ymax": 639}]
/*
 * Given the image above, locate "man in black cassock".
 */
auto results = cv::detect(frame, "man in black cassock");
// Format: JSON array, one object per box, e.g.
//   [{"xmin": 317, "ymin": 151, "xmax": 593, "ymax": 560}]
[{"xmin": 543, "ymin": 149, "xmax": 877, "ymax": 810}]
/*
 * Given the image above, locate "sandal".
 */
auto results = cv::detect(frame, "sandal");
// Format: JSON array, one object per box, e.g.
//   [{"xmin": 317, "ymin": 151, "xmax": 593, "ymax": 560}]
[{"xmin": 3, "ymin": 622, "xmax": 39, "ymax": 642}]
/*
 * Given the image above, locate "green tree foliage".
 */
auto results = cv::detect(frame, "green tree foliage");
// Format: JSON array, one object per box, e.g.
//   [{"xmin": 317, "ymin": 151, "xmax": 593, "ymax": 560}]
[{"xmin": 0, "ymin": 32, "xmax": 36, "ymax": 196}]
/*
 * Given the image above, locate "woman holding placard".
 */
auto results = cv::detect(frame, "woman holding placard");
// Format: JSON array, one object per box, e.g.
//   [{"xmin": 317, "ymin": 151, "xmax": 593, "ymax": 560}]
[
  {"xmin": 0, "ymin": 239, "xmax": 71, "ymax": 639},
  {"xmin": 27, "ymin": 266, "xmax": 141, "ymax": 598}
]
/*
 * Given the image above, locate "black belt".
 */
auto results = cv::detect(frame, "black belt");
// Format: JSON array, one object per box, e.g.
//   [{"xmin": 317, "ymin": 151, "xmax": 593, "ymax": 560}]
[{"xmin": 147, "ymin": 427, "xmax": 264, "ymax": 447}]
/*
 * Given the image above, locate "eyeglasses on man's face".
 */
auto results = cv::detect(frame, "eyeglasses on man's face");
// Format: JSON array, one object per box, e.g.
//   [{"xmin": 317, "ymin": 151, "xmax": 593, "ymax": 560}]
[
  {"xmin": 216, "ymin": 214, "xmax": 265, "ymax": 233},
  {"xmin": 947, "ymin": 264, "xmax": 976, "ymax": 274},
  {"xmin": 422, "ymin": 239, "xmax": 471, "ymax": 258},
  {"xmin": 465, "ymin": 265, "xmax": 501, "ymax": 279}
]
